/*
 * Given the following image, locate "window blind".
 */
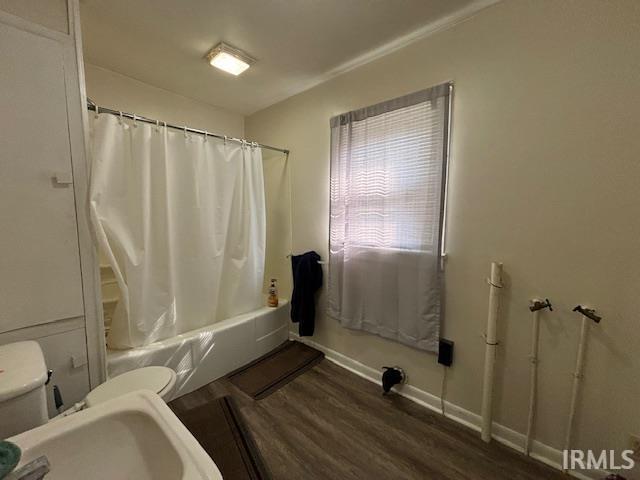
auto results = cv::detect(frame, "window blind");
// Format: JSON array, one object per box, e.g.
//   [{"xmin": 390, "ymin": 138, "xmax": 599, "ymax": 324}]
[{"xmin": 328, "ymin": 83, "xmax": 451, "ymax": 352}]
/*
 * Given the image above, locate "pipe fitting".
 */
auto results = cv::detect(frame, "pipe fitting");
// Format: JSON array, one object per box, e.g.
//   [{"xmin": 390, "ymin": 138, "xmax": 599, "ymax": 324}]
[
  {"xmin": 529, "ymin": 298, "xmax": 553, "ymax": 312},
  {"xmin": 572, "ymin": 305, "xmax": 602, "ymax": 323}
]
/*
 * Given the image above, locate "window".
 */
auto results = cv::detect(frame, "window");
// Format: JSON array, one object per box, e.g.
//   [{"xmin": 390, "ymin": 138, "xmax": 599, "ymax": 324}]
[{"xmin": 328, "ymin": 83, "xmax": 451, "ymax": 352}]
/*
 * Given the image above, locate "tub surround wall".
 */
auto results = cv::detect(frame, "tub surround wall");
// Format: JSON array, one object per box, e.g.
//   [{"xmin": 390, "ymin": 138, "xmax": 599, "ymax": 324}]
[
  {"xmin": 262, "ymin": 149, "xmax": 294, "ymax": 296},
  {"xmin": 246, "ymin": 0, "xmax": 640, "ymax": 468}
]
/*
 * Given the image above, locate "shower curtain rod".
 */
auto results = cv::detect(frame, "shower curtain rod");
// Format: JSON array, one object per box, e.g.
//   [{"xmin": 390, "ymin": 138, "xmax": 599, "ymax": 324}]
[{"xmin": 86, "ymin": 99, "xmax": 290, "ymax": 155}]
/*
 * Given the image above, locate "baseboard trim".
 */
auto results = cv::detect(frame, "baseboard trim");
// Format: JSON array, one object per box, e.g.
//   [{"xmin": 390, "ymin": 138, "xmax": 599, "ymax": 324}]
[{"xmin": 290, "ymin": 332, "xmax": 603, "ymax": 480}]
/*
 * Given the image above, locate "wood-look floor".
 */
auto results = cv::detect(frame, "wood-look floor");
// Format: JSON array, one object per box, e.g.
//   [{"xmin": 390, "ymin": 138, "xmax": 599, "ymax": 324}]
[{"xmin": 170, "ymin": 360, "xmax": 565, "ymax": 480}]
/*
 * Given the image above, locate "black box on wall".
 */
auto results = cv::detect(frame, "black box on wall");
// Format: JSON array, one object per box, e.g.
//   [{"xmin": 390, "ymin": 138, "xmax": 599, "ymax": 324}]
[{"xmin": 438, "ymin": 338, "xmax": 454, "ymax": 367}]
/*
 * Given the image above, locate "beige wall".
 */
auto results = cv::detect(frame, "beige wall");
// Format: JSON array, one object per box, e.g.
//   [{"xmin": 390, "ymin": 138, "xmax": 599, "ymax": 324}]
[
  {"xmin": 246, "ymin": 0, "xmax": 640, "ymax": 458},
  {"xmin": 0, "ymin": 0, "xmax": 68, "ymax": 33},
  {"xmin": 84, "ymin": 63, "xmax": 244, "ymax": 138}
]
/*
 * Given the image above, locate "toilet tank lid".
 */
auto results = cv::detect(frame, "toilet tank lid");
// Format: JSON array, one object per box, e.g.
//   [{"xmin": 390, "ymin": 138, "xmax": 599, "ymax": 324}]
[{"xmin": 0, "ymin": 341, "xmax": 48, "ymax": 402}]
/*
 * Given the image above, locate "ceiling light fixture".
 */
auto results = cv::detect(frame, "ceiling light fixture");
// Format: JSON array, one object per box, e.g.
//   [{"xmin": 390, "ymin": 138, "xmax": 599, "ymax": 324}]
[{"xmin": 206, "ymin": 42, "xmax": 254, "ymax": 76}]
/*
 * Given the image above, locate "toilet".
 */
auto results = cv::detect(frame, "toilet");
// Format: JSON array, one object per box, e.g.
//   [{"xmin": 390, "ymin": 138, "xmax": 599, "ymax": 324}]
[
  {"xmin": 0, "ymin": 340, "xmax": 177, "ymax": 438},
  {"xmin": 84, "ymin": 364, "xmax": 176, "ymax": 407}
]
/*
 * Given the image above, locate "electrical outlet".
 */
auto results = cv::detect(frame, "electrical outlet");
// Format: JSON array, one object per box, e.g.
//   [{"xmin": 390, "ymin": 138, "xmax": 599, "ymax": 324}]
[{"xmin": 629, "ymin": 434, "xmax": 640, "ymax": 459}]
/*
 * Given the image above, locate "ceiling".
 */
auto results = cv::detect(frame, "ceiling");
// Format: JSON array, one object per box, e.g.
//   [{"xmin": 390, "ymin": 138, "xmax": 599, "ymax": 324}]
[{"xmin": 80, "ymin": 0, "xmax": 493, "ymax": 115}]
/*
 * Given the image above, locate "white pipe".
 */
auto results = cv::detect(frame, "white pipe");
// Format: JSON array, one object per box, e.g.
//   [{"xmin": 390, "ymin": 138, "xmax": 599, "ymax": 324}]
[
  {"xmin": 481, "ymin": 262, "xmax": 503, "ymax": 443},
  {"xmin": 524, "ymin": 302, "xmax": 541, "ymax": 455},
  {"xmin": 564, "ymin": 314, "xmax": 590, "ymax": 454}
]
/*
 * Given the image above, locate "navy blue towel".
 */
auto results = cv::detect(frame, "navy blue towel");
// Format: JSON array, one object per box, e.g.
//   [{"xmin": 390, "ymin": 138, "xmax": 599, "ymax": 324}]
[{"xmin": 290, "ymin": 251, "xmax": 323, "ymax": 336}]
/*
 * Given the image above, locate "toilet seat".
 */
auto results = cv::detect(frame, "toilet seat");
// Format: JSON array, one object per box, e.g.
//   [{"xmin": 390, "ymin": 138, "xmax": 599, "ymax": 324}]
[{"xmin": 85, "ymin": 366, "xmax": 177, "ymax": 407}]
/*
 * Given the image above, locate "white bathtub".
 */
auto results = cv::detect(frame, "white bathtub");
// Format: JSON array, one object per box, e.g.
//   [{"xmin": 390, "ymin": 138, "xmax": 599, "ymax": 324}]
[{"xmin": 107, "ymin": 300, "xmax": 290, "ymax": 399}]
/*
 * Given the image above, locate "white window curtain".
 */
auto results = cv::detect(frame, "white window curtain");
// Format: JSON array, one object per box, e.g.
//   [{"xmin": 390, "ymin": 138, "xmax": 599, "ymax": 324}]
[
  {"xmin": 328, "ymin": 83, "xmax": 451, "ymax": 352},
  {"xmin": 89, "ymin": 114, "xmax": 266, "ymax": 349}
]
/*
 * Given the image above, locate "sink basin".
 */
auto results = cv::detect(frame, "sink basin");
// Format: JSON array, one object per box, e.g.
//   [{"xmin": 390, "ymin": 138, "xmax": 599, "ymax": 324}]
[{"xmin": 8, "ymin": 390, "xmax": 222, "ymax": 480}]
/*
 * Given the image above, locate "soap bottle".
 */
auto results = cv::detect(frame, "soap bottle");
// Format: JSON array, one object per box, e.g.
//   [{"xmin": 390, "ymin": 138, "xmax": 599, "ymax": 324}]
[{"xmin": 268, "ymin": 278, "xmax": 279, "ymax": 307}]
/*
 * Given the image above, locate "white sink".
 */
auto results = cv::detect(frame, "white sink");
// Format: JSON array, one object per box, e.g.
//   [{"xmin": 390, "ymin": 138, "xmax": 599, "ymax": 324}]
[{"xmin": 8, "ymin": 390, "xmax": 222, "ymax": 480}]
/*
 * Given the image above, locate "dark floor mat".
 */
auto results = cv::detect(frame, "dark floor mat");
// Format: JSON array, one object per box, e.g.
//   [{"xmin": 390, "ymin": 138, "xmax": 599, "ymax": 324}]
[
  {"xmin": 228, "ymin": 341, "xmax": 324, "ymax": 399},
  {"xmin": 175, "ymin": 396, "xmax": 270, "ymax": 480}
]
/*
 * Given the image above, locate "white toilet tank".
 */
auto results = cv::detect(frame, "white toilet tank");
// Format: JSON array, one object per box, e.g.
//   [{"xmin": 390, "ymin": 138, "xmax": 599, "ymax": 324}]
[{"xmin": 0, "ymin": 341, "xmax": 49, "ymax": 438}]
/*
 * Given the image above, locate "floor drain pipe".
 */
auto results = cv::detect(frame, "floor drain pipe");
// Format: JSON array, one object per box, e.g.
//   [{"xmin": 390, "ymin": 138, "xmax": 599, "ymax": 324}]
[
  {"xmin": 481, "ymin": 262, "xmax": 503, "ymax": 443},
  {"xmin": 524, "ymin": 298, "xmax": 553, "ymax": 455},
  {"xmin": 564, "ymin": 305, "xmax": 601, "ymax": 457}
]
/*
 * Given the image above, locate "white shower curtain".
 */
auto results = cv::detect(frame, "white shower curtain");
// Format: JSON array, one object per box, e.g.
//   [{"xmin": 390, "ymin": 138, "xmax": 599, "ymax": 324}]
[{"xmin": 89, "ymin": 114, "xmax": 266, "ymax": 349}]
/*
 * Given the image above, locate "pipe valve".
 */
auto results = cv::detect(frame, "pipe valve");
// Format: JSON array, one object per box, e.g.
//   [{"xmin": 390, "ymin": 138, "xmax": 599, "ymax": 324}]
[
  {"xmin": 572, "ymin": 305, "xmax": 602, "ymax": 323},
  {"xmin": 529, "ymin": 298, "xmax": 553, "ymax": 312}
]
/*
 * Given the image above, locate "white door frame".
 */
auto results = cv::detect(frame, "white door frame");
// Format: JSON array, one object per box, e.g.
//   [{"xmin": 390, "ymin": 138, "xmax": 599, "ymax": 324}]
[{"xmin": 66, "ymin": 0, "xmax": 107, "ymax": 388}]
